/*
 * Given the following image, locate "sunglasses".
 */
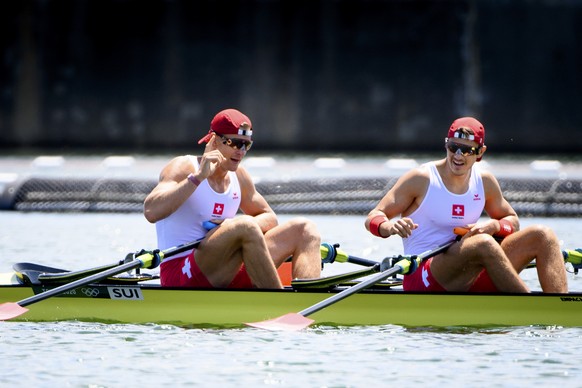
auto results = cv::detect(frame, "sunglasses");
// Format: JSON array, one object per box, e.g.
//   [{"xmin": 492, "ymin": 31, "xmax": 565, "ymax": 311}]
[
  {"xmin": 216, "ymin": 133, "xmax": 253, "ymax": 151},
  {"xmin": 446, "ymin": 141, "xmax": 479, "ymax": 156}
]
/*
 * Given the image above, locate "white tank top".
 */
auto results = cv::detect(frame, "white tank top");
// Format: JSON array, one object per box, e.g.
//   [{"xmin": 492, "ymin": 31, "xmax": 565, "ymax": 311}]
[
  {"xmin": 155, "ymin": 156, "xmax": 242, "ymax": 256},
  {"xmin": 402, "ymin": 162, "xmax": 485, "ymax": 255}
]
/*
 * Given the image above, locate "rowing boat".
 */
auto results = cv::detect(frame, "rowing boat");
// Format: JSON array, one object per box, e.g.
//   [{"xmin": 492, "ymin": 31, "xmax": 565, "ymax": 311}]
[
  {"xmin": 1, "ymin": 269, "xmax": 581, "ymax": 328},
  {"xmin": 2, "ymin": 242, "xmax": 581, "ymax": 329}
]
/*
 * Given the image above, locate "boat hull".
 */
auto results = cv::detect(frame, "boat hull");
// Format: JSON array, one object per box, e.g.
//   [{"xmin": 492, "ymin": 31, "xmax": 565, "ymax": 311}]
[{"xmin": 1, "ymin": 283, "xmax": 581, "ymax": 328}]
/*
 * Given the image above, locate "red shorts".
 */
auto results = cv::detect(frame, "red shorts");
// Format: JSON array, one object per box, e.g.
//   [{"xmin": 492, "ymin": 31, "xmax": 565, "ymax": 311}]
[
  {"xmin": 403, "ymin": 257, "xmax": 498, "ymax": 292},
  {"xmin": 160, "ymin": 251, "xmax": 253, "ymax": 288}
]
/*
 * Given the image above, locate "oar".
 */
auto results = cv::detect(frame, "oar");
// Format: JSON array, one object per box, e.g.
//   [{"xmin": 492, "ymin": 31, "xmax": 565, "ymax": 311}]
[
  {"xmin": 320, "ymin": 243, "xmax": 378, "ymax": 267},
  {"xmin": 247, "ymin": 239, "xmax": 457, "ymax": 331},
  {"xmin": 0, "ymin": 238, "xmax": 203, "ymax": 321}
]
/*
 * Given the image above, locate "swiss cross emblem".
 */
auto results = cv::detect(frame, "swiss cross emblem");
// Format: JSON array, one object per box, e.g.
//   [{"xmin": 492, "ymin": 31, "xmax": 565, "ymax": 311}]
[
  {"xmin": 213, "ymin": 203, "xmax": 224, "ymax": 215},
  {"xmin": 452, "ymin": 204, "xmax": 465, "ymax": 217}
]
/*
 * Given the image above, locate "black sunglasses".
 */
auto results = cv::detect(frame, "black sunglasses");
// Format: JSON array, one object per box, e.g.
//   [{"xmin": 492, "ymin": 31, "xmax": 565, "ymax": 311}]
[
  {"xmin": 446, "ymin": 141, "xmax": 479, "ymax": 156},
  {"xmin": 215, "ymin": 133, "xmax": 253, "ymax": 151}
]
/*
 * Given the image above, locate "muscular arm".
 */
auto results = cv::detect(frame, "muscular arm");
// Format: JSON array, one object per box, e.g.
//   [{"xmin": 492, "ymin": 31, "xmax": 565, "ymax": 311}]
[
  {"xmin": 236, "ymin": 167, "xmax": 278, "ymax": 233},
  {"xmin": 144, "ymin": 135, "xmax": 226, "ymax": 224},
  {"xmin": 365, "ymin": 168, "xmax": 428, "ymax": 238},
  {"xmin": 479, "ymin": 171, "xmax": 520, "ymax": 234},
  {"xmin": 143, "ymin": 156, "xmax": 199, "ymax": 223}
]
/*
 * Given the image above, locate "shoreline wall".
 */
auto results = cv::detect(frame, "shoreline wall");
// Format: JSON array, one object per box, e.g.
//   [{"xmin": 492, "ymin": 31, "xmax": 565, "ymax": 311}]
[{"xmin": 1, "ymin": 1, "xmax": 581, "ymax": 153}]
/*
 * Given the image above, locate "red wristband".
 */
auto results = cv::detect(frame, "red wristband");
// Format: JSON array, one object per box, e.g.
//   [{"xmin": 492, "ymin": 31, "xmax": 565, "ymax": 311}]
[
  {"xmin": 187, "ymin": 173, "xmax": 202, "ymax": 187},
  {"xmin": 370, "ymin": 215, "xmax": 389, "ymax": 238},
  {"xmin": 495, "ymin": 219, "xmax": 514, "ymax": 238}
]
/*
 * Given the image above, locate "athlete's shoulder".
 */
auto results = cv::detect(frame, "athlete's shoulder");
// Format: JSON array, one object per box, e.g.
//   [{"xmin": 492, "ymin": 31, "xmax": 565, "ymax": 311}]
[{"xmin": 403, "ymin": 161, "xmax": 432, "ymax": 182}]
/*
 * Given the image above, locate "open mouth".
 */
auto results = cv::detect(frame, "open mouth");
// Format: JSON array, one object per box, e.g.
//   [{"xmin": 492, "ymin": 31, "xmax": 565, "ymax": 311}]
[{"xmin": 451, "ymin": 157, "xmax": 465, "ymax": 167}]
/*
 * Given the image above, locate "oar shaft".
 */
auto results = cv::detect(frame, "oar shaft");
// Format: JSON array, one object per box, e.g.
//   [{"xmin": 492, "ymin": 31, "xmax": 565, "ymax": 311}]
[
  {"xmin": 16, "ymin": 238, "xmax": 202, "ymax": 308},
  {"xmin": 320, "ymin": 244, "xmax": 378, "ymax": 267},
  {"xmin": 161, "ymin": 239, "xmax": 203, "ymax": 259},
  {"xmin": 298, "ymin": 265, "xmax": 403, "ymax": 317},
  {"xmin": 346, "ymin": 256, "xmax": 378, "ymax": 267},
  {"xmin": 300, "ymin": 239, "xmax": 457, "ymax": 318},
  {"xmin": 18, "ymin": 259, "xmax": 143, "ymax": 307}
]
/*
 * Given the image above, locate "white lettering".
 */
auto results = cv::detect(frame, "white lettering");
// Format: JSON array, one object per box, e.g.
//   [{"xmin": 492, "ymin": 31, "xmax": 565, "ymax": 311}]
[{"xmin": 107, "ymin": 287, "xmax": 144, "ymax": 300}]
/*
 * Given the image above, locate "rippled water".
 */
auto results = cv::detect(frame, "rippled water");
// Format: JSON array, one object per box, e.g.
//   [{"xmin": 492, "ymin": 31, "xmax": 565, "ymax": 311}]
[
  {"xmin": 2, "ymin": 213, "xmax": 582, "ymax": 387},
  {"xmin": 2, "ymin": 322, "xmax": 581, "ymax": 386}
]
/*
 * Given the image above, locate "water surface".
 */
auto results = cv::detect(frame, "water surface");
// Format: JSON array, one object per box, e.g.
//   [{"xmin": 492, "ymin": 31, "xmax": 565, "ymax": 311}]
[{"xmin": 1, "ymin": 213, "xmax": 581, "ymax": 386}]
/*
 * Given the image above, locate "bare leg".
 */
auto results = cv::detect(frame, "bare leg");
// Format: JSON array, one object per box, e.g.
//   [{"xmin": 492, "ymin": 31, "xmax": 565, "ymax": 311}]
[
  {"xmin": 195, "ymin": 216, "xmax": 283, "ymax": 289},
  {"xmin": 431, "ymin": 233, "xmax": 529, "ymax": 293},
  {"xmin": 502, "ymin": 225, "xmax": 567, "ymax": 293},
  {"xmin": 265, "ymin": 217, "xmax": 322, "ymax": 279}
]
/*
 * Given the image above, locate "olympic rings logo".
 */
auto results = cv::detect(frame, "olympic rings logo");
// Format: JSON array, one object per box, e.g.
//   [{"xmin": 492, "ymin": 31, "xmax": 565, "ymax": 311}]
[{"xmin": 81, "ymin": 287, "xmax": 100, "ymax": 297}]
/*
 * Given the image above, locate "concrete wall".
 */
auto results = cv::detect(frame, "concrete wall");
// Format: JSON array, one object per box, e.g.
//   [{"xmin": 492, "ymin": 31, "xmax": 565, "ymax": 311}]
[{"xmin": 1, "ymin": 0, "xmax": 581, "ymax": 153}]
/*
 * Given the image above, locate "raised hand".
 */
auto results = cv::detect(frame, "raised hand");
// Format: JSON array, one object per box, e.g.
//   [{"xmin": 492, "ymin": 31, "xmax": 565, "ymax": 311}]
[{"xmin": 198, "ymin": 134, "xmax": 225, "ymax": 179}]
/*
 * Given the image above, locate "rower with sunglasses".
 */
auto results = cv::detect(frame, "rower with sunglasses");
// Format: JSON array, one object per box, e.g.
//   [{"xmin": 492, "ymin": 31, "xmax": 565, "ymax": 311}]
[
  {"xmin": 144, "ymin": 108, "xmax": 322, "ymax": 289},
  {"xmin": 365, "ymin": 117, "xmax": 567, "ymax": 293}
]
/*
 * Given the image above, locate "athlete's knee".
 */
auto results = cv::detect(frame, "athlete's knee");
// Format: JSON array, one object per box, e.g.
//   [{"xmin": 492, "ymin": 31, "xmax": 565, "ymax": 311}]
[
  {"xmin": 521, "ymin": 224, "xmax": 559, "ymax": 246},
  {"xmin": 519, "ymin": 225, "xmax": 560, "ymax": 252},
  {"xmin": 287, "ymin": 217, "xmax": 321, "ymax": 241},
  {"xmin": 463, "ymin": 233, "xmax": 503, "ymax": 262},
  {"xmin": 467, "ymin": 233, "xmax": 498, "ymax": 250},
  {"xmin": 230, "ymin": 216, "xmax": 264, "ymax": 240}
]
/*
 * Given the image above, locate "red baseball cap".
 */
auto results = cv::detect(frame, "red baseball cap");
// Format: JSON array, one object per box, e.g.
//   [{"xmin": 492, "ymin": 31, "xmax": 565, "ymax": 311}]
[
  {"xmin": 448, "ymin": 117, "xmax": 485, "ymax": 146},
  {"xmin": 198, "ymin": 109, "xmax": 253, "ymax": 144}
]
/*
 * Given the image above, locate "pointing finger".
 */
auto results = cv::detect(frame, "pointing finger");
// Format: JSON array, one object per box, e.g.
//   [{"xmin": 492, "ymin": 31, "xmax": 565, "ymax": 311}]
[{"xmin": 204, "ymin": 134, "xmax": 217, "ymax": 153}]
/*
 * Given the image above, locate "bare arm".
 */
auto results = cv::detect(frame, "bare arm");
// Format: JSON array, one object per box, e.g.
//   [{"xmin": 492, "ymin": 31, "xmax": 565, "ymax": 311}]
[
  {"xmin": 475, "ymin": 171, "xmax": 520, "ymax": 234},
  {"xmin": 143, "ymin": 156, "xmax": 199, "ymax": 223},
  {"xmin": 365, "ymin": 168, "xmax": 428, "ymax": 238},
  {"xmin": 144, "ymin": 135, "xmax": 226, "ymax": 223},
  {"xmin": 236, "ymin": 167, "xmax": 278, "ymax": 233}
]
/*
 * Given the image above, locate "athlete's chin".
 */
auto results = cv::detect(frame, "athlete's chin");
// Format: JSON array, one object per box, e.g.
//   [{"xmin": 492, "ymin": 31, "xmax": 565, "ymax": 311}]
[
  {"xmin": 448, "ymin": 159, "xmax": 468, "ymax": 173},
  {"xmin": 227, "ymin": 159, "xmax": 242, "ymax": 170}
]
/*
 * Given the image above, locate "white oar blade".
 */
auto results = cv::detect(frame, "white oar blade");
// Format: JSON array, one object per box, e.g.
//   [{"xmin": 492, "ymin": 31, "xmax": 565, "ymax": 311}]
[
  {"xmin": 246, "ymin": 313, "xmax": 314, "ymax": 331},
  {"xmin": 0, "ymin": 303, "xmax": 29, "ymax": 320}
]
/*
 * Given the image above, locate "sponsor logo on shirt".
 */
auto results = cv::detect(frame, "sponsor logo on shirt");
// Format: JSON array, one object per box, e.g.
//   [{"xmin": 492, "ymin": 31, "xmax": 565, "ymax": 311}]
[
  {"xmin": 473, "ymin": 193, "xmax": 482, "ymax": 201},
  {"xmin": 232, "ymin": 192, "xmax": 239, "ymax": 200},
  {"xmin": 213, "ymin": 203, "xmax": 224, "ymax": 216},
  {"xmin": 452, "ymin": 204, "xmax": 465, "ymax": 218}
]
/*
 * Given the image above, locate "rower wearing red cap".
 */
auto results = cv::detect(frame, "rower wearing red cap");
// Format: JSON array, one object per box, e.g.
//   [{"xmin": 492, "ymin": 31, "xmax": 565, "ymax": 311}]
[
  {"xmin": 365, "ymin": 117, "xmax": 567, "ymax": 293},
  {"xmin": 144, "ymin": 108, "xmax": 321, "ymax": 289}
]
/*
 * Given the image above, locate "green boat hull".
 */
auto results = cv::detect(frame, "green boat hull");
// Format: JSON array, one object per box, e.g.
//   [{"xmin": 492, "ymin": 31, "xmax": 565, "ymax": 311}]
[{"xmin": 1, "ymin": 283, "xmax": 580, "ymax": 328}]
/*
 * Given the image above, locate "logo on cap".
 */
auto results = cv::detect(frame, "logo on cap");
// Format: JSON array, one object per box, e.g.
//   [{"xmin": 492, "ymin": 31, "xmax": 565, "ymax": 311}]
[
  {"xmin": 198, "ymin": 109, "xmax": 253, "ymax": 144},
  {"xmin": 448, "ymin": 117, "xmax": 485, "ymax": 146}
]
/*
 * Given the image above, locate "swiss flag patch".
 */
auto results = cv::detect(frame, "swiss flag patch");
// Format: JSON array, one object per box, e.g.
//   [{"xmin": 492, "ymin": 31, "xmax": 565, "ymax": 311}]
[
  {"xmin": 213, "ymin": 203, "xmax": 224, "ymax": 216},
  {"xmin": 452, "ymin": 204, "xmax": 465, "ymax": 217}
]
